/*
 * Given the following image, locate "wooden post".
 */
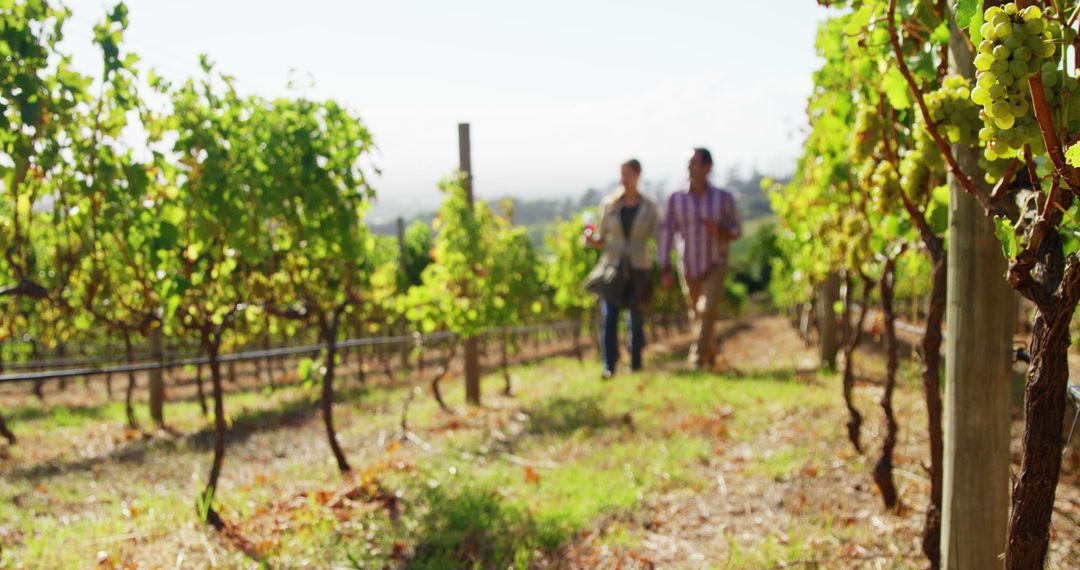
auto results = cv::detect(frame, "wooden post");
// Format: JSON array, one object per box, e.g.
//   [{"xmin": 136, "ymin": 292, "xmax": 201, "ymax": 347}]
[
  {"xmin": 460, "ymin": 123, "xmax": 481, "ymax": 406},
  {"xmin": 397, "ymin": 217, "xmax": 411, "ymax": 370},
  {"xmin": 148, "ymin": 324, "xmax": 165, "ymax": 426},
  {"xmin": 941, "ymin": 10, "xmax": 1015, "ymax": 567},
  {"xmin": 817, "ymin": 272, "xmax": 841, "ymax": 370}
]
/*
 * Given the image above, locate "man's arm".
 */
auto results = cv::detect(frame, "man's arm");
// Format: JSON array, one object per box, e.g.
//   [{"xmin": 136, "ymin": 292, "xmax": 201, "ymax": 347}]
[{"xmin": 724, "ymin": 191, "xmax": 741, "ymax": 240}]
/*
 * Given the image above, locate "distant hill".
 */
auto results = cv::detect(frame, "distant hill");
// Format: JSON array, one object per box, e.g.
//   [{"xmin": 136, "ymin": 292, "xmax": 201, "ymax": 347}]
[
  {"xmin": 718, "ymin": 168, "xmax": 781, "ymax": 222},
  {"xmin": 370, "ymin": 169, "xmax": 788, "ymax": 238},
  {"xmin": 369, "ymin": 188, "xmax": 608, "ymax": 236}
]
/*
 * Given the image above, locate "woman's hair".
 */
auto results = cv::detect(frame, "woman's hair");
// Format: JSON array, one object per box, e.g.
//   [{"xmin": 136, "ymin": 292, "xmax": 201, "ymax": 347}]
[{"xmin": 622, "ymin": 158, "xmax": 642, "ymax": 174}]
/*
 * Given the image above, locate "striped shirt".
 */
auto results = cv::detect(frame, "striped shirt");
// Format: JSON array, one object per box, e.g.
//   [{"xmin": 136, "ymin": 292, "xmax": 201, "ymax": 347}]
[{"xmin": 658, "ymin": 184, "xmax": 740, "ymax": 280}]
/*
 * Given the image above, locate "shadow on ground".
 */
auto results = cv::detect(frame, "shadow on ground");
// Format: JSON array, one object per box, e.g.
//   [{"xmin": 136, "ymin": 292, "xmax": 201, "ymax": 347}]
[
  {"xmin": 406, "ymin": 484, "xmax": 563, "ymax": 570},
  {"xmin": 8, "ymin": 402, "xmax": 116, "ymax": 424},
  {"xmin": 3, "ymin": 385, "xmax": 387, "ymax": 482},
  {"xmin": 524, "ymin": 395, "xmax": 615, "ymax": 436}
]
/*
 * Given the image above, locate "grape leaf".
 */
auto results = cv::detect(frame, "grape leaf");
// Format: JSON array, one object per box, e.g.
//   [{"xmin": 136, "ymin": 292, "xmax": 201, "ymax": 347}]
[
  {"xmin": 969, "ymin": 5, "xmax": 985, "ymax": 45},
  {"xmin": 882, "ymin": 66, "xmax": 912, "ymax": 110},
  {"xmin": 957, "ymin": 0, "xmax": 982, "ymax": 29},
  {"xmin": 843, "ymin": 5, "xmax": 873, "ymax": 36},
  {"xmin": 927, "ymin": 201, "xmax": 948, "ymax": 235},
  {"xmin": 994, "ymin": 217, "xmax": 1018, "ymax": 260},
  {"xmin": 1066, "ymin": 142, "xmax": 1080, "ymax": 167},
  {"xmin": 161, "ymin": 297, "xmax": 180, "ymax": 326},
  {"xmin": 297, "ymin": 358, "xmax": 315, "ymax": 381},
  {"xmin": 931, "ymin": 22, "xmax": 950, "ymax": 45}
]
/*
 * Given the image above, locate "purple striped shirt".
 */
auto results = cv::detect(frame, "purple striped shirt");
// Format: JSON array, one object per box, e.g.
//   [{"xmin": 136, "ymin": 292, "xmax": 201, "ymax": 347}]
[{"xmin": 658, "ymin": 184, "xmax": 741, "ymax": 280}]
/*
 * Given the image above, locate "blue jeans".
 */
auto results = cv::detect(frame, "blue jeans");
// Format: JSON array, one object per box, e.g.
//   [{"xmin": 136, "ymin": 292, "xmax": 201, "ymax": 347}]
[{"xmin": 600, "ymin": 299, "xmax": 645, "ymax": 373}]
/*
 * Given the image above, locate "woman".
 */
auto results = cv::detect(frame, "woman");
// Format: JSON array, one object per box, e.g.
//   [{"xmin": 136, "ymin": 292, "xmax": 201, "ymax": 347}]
[{"xmin": 585, "ymin": 159, "xmax": 660, "ymax": 379}]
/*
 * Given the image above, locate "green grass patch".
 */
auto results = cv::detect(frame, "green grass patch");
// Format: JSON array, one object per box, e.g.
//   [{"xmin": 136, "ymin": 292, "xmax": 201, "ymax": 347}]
[
  {"xmin": 744, "ymin": 445, "xmax": 810, "ymax": 481},
  {"xmin": 2, "ymin": 355, "xmax": 836, "ymax": 569}
]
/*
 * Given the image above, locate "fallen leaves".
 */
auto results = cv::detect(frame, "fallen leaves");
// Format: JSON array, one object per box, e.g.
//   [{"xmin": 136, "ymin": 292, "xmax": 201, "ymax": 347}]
[
  {"xmin": 672, "ymin": 406, "xmax": 734, "ymax": 439},
  {"xmin": 627, "ymin": 550, "xmax": 656, "ymax": 569},
  {"xmin": 427, "ymin": 418, "xmax": 468, "ymax": 433},
  {"xmin": 120, "ymin": 501, "xmax": 139, "ymax": 519}
]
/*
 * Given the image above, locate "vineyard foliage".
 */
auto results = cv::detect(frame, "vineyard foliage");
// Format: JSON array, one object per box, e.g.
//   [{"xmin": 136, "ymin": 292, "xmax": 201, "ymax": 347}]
[
  {"xmin": 0, "ymin": 0, "xmax": 654, "ymax": 371},
  {"xmin": 0, "ymin": 0, "xmax": 702, "ymax": 525},
  {"xmin": 776, "ymin": 0, "xmax": 1080, "ymax": 566}
]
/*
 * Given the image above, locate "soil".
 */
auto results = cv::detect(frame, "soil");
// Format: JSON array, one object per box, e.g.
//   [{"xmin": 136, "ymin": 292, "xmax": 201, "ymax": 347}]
[
  {"xmin": 3, "ymin": 315, "xmax": 1079, "ymax": 569},
  {"xmin": 547, "ymin": 316, "xmax": 1080, "ymax": 570}
]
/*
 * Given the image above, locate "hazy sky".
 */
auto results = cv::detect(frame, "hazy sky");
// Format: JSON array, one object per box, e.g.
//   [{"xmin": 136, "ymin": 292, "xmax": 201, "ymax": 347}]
[{"xmin": 58, "ymin": 0, "xmax": 830, "ymax": 222}]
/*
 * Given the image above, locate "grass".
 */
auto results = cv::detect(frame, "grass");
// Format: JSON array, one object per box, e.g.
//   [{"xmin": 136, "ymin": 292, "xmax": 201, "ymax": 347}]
[{"xmin": 0, "ymin": 342, "xmax": 915, "ymax": 569}]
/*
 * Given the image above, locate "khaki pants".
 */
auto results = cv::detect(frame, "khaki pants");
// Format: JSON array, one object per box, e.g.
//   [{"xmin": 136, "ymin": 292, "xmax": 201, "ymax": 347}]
[{"xmin": 679, "ymin": 265, "xmax": 726, "ymax": 367}]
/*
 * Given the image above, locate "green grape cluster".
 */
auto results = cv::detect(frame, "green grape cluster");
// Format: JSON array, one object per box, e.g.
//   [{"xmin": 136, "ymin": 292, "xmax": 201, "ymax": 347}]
[
  {"xmin": 975, "ymin": 67, "xmax": 1080, "ymax": 163},
  {"xmin": 869, "ymin": 160, "xmax": 901, "ymax": 214},
  {"xmin": 970, "ymin": 4, "xmax": 1068, "ymax": 162},
  {"xmin": 900, "ymin": 76, "xmax": 977, "ymax": 200},
  {"xmin": 980, "ymin": 155, "xmax": 1021, "ymax": 184},
  {"xmin": 926, "ymin": 75, "xmax": 982, "ymax": 146},
  {"xmin": 851, "ymin": 103, "xmax": 882, "ymax": 161},
  {"xmin": 900, "ymin": 128, "xmax": 944, "ymax": 202}
]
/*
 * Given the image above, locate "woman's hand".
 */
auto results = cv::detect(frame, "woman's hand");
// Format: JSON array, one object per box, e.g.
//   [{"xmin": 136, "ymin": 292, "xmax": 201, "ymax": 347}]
[{"xmin": 584, "ymin": 234, "xmax": 604, "ymax": 249}]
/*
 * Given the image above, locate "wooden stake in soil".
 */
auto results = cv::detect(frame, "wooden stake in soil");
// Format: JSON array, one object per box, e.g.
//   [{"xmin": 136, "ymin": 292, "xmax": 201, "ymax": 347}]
[
  {"xmin": 459, "ymin": 122, "xmax": 482, "ymax": 406},
  {"xmin": 817, "ymin": 272, "xmax": 841, "ymax": 369},
  {"xmin": 942, "ymin": 12, "xmax": 1015, "ymax": 565},
  {"xmin": 397, "ymin": 217, "xmax": 412, "ymax": 370},
  {"xmin": 148, "ymin": 324, "xmax": 165, "ymax": 426}
]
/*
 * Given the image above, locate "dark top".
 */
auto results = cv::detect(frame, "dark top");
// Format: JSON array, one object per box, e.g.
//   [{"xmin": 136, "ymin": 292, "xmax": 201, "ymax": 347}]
[
  {"xmin": 619, "ymin": 204, "xmax": 640, "ymax": 239},
  {"xmin": 613, "ymin": 203, "xmax": 651, "ymax": 310}
]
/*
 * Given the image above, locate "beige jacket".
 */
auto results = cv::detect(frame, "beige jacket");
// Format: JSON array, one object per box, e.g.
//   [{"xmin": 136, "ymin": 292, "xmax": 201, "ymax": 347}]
[{"xmin": 596, "ymin": 189, "xmax": 660, "ymax": 270}]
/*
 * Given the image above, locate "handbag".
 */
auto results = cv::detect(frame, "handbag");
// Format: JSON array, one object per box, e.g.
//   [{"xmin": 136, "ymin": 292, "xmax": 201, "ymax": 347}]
[{"xmin": 584, "ymin": 254, "xmax": 633, "ymax": 307}]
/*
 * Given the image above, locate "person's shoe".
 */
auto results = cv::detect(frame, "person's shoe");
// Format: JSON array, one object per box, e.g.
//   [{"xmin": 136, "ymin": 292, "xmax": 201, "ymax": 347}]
[{"xmin": 601, "ymin": 369, "xmax": 615, "ymax": 380}]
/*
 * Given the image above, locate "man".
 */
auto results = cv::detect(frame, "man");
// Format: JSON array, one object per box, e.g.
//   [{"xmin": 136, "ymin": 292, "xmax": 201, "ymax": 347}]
[{"xmin": 658, "ymin": 148, "xmax": 741, "ymax": 369}]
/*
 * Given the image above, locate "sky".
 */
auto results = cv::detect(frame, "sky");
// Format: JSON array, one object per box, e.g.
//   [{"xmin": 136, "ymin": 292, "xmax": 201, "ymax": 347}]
[{"xmin": 58, "ymin": 0, "xmax": 832, "ymax": 223}]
